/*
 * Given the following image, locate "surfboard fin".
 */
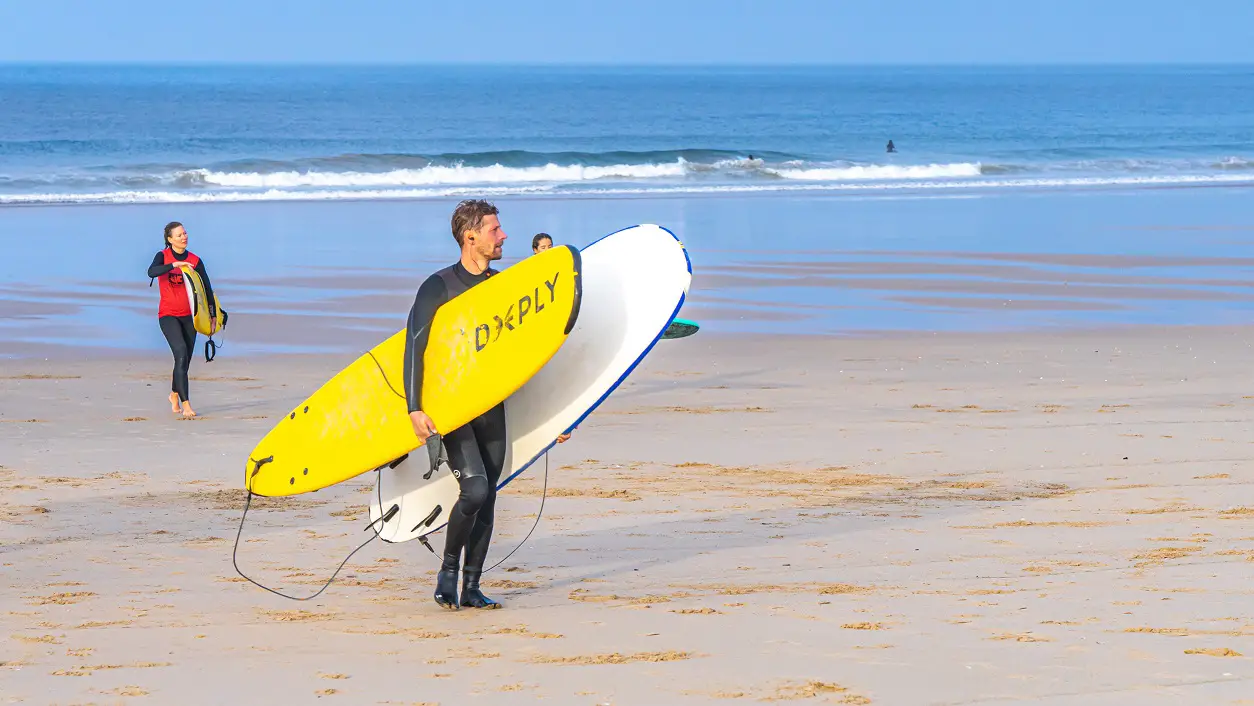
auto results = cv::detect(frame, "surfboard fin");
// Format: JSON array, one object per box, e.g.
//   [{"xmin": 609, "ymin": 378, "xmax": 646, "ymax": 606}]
[
  {"xmin": 380, "ymin": 504, "xmax": 399, "ymax": 524},
  {"xmin": 412, "ymin": 505, "xmax": 442, "ymax": 533}
]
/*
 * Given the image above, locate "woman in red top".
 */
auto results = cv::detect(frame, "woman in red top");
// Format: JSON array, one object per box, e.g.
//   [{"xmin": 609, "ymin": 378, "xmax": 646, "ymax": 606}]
[{"xmin": 147, "ymin": 221, "xmax": 217, "ymax": 419}]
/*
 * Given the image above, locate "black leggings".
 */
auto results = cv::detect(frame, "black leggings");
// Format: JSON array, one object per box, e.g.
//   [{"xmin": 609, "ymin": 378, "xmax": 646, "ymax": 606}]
[
  {"xmin": 441, "ymin": 402, "xmax": 507, "ymax": 573},
  {"xmin": 159, "ymin": 315, "xmax": 196, "ymax": 403}
]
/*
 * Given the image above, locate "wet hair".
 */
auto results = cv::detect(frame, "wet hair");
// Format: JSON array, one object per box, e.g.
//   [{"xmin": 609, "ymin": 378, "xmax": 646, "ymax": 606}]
[
  {"xmin": 532, "ymin": 233, "xmax": 552, "ymax": 251},
  {"xmin": 450, "ymin": 199, "xmax": 500, "ymax": 247},
  {"xmin": 163, "ymin": 221, "xmax": 184, "ymax": 248}
]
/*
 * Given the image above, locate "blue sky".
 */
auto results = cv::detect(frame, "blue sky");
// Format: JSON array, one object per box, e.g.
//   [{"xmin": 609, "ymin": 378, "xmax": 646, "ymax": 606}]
[{"xmin": 3, "ymin": 0, "xmax": 1252, "ymax": 65}]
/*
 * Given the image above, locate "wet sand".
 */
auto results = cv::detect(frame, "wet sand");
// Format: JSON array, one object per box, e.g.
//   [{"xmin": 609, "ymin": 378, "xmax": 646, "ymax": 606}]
[
  {"xmin": 5, "ymin": 186, "xmax": 1254, "ymax": 357},
  {"xmin": 8, "ymin": 244, "xmax": 1254, "ymax": 358},
  {"xmin": 3, "ymin": 327, "xmax": 1254, "ymax": 704}
]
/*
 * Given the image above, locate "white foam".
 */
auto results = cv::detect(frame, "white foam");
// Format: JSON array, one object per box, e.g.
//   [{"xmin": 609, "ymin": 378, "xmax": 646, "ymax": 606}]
[
  {"xmin": 0, "ymin": 185, "xmax": 556, "ymax": 205},
  {"xmin": 188, "ymin": 160, "xmax": 688, "ymax": 188},
  {"xmin": 769, "ymin": 162, "xmax": 983, "ymax": 180},
  {"xmin": 1216, "ymin": 156, "xmax": 1254, "ymax": 170}
]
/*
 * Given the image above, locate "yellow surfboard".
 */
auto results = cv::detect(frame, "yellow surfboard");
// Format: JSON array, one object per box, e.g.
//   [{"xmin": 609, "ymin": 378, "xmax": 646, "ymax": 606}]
[
  {"xmin": 245, "ymin": 245, "xmax": 583, "ymax": 497},
  {"xmin": 176, "ymin": 263, "xmax": 226, "ymax": 336}
]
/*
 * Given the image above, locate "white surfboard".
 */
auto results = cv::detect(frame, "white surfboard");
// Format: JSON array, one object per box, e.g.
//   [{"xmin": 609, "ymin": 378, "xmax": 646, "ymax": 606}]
[{"xmin": 369, "ymin": 224, "xmax": 692, "ymax": 542}]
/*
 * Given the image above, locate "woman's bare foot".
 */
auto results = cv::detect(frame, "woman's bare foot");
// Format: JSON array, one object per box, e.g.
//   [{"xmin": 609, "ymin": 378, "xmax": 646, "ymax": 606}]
[
  {"xmin": 169, "ymin": 392, "xmax": 181, "ymax": 415},
  {"xmin": 181, "ymin": 401, "xmax": 197, "ymax": 419}
]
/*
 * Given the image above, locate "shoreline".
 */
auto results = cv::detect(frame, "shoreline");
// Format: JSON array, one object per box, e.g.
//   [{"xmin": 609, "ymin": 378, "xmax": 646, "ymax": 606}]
[
  {"xmin": 6, "ymin": 320, "xmax": 1254, "ymax": 362},
  {"xmin": 2, "ymin": 177, "xmax": 1253, "ymax": 211},
  {"xmin": 5, "ymin": 186, "xmax": 1254, "ymax": 358}
]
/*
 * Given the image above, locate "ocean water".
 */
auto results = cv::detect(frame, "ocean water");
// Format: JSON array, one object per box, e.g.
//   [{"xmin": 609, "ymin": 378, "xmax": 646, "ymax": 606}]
[
  {"xmin": 3, "ymin": 65, "xmax": 1254, "ymax": 355},
  {"xmin": 1, "ymin": 64, "xmax": 1253, "ymax": 205}
]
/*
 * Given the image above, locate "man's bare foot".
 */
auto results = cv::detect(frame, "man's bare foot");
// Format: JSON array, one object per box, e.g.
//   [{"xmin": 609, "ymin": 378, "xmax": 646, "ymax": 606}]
[
  {"xmin": 181, "ymin": 401, "xmax": 197, "ymax": 419},
  {"xmin": 169, "ymin": 392, "xmax": 181, "ymax": 415}
]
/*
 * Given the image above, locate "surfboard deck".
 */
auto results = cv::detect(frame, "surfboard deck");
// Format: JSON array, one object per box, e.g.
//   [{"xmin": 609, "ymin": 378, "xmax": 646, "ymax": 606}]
[
  {"xmin": 246, "ymin": 245, "xmax": 583, "ymax": 497},
  {"xmin": 370, "ymin": 224, "xmax": 691, "ymax": 542},
  {"xmin": 177, "ymin": 263, "xmax": 225, "ymax": 336}
]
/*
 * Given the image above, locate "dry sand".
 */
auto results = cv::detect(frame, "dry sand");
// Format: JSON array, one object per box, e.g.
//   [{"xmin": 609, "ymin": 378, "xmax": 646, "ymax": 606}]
[{"xmin": 3, "ymin": 327, "xmax": 1254, "ymax": 705}]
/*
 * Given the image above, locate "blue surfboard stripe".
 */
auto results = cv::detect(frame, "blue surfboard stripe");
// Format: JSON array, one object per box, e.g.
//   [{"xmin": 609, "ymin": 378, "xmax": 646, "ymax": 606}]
[{"xmin": 497, "ymin": 223, "xmax": 691, "ymax": 490}]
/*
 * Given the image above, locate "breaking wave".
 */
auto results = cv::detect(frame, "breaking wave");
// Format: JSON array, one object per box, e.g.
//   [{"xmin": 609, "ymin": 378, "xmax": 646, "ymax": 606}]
[{"xmin": 2, "ymin": 149, "xmax": 1253, "ymax": 206}]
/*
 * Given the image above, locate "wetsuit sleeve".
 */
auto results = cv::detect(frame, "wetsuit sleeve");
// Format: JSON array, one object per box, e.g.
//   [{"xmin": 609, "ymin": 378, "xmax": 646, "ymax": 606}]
[
  {"xmin": 403, "ymin": 275, "xmax": 449, "ymax": 414},
  {"xmin": 147, "ymin": 252, "xmax": 173, "ymax": 278},
  {"xmin": 194, "ymin": 259, "xmax": 217, "ymax": 318}
]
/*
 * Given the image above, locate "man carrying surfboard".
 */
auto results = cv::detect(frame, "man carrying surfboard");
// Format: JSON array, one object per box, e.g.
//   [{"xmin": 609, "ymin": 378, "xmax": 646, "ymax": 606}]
[{"xmin": 405, "ymin": 199, "xmax": 568, "ymax": 609}]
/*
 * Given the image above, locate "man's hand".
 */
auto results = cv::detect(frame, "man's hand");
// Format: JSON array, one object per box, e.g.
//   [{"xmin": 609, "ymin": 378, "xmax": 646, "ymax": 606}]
[
  {"xmin": 556, "ymin": 426, "xmax": 576, "ymax": 444},
  {"xmin": 410, "ymin": 411, "xmax": 437, "ymax": 443}
]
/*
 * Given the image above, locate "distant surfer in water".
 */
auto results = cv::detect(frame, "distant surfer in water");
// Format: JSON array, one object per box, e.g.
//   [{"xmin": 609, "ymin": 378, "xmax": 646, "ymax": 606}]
[
  {"xmin": 532, "ymin": 232, "xmax": 553, "ymax": 253},
  {"xmin": 147, "ymin": 221, "xmax": 216, "ymax": 419},
  {"xmin": 886, "ymin": 140, "xmax": 897, "ymax": 153},
  {"xmin": 405, "ymin": 200, "xmax": 572, "ymax": 610}
]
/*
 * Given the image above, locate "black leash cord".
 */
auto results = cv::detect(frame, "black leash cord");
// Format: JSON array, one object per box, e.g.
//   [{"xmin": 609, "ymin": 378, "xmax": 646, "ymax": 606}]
[
  {"xmin": 235, "ymin": 425, "xmax": 549, "ymax": 599},
  {"xmin": 486, "ymin": 450, "xmax": 550, "ymax": 573},
  {"xmin": 204, "ymin": 334, "xmax": 222, "ymax": 362},
  {"xmin": 362, "ymin": 343, "xmax": 548, "ymax": 571},
  {"xmin": 232, "ymin": 482, "xmax": 398, "ymax": 602},
  {"xmin": 406, "ymin": 446, "xmax": 550, "ymax": 574},
  {"xmin": 366, "ymin": 349, "xmax": 406, "ymax": 400},
  {"xmin": 204, "ymin": 311, "xmax": 228, "ymax": 362}
]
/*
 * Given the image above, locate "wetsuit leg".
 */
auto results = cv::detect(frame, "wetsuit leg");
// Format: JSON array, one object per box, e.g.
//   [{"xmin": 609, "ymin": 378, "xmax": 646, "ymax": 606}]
[
  {"xmin": 178, "ymin": 316, "xmax": 196, "ymax": 395},
  {"xmin": 434, "ymin": 419, "xmax": 490, "ymax": 608},
  {"xmin": 461, "ymin": 403, "xmax": 506, "ymax": 608},
  {"xmin": 463, "ymin": 403, "xmax": 506, "ymax": 571},
  {"xmin": 442, "ymin": 425, "xmax": 492, "ymax": 563},
  {"xmin": 437, "ymin": 402, "xmax": 507, "ymax": 609},
  {"xmin": 160, "ymin": 316, "xmax": 194, "ymax": 403}
]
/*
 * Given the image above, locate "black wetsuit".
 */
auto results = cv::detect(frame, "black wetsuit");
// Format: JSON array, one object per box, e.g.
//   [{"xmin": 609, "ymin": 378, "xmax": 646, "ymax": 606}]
[
  {"xmin": 404, "ymin": 260, "xmax": 504, "ymax": 607},
  {"xmin": 148, "ymin": 251, "xmax": 216, "ymax": 403}
]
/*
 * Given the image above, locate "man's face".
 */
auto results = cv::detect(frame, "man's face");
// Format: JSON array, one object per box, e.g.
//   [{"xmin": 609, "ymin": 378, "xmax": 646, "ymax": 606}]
[{"xmin": 470, "ymin": 214, "xmax": 506, "ymax": 261}]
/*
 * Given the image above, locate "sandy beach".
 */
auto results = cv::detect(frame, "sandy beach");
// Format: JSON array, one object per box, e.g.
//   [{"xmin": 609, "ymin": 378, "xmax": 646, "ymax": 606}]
[
  {"xmin": 3, "ymin": 30, "xmax": 1254, "ymax": 706},
  {"xmin": 4, "ymin": 325, "xmax": 1254, "ymax": 705}
]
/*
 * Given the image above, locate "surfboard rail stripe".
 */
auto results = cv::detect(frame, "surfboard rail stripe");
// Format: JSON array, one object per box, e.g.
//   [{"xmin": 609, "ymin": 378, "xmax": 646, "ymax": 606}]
[{"xmin": 500, "ymin": 226, "xmax": 688, "ymax": 489}]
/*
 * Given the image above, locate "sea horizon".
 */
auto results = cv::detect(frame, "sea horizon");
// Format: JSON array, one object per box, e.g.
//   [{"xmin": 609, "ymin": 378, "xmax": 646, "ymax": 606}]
[{"xmin": 3, "ymin": 62, "xmax": 1253, "ymax": 207}]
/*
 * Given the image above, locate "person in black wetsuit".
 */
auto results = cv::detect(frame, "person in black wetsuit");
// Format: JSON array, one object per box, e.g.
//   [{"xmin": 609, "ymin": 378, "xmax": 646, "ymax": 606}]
[
  {"xmin": 528, "ymin": 232, "xmax": 571, "ymax": 443},
  {"xmin": 404, "ymin": 199, "xmax": 572, "ymax": 610},
  {"xmin": 532, "ymin": 232, "xmax": 553, "ymax": 253},
  {"xmin": 146, "ymin": 221, "xmax": 216, "ymax": 419}
]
